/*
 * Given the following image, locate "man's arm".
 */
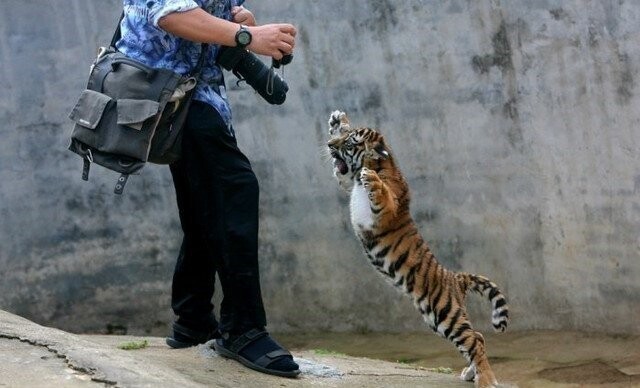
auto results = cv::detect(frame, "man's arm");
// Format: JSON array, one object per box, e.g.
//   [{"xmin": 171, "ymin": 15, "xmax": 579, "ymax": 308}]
[{"xmin": 158, "ymin": 8, "xmax": 295, "ymax": 60}]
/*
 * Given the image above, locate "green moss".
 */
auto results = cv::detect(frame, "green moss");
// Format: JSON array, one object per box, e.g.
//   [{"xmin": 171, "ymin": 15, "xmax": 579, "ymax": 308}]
[
  {"xmin": 118, "ymin": 339, "xmax": 148, "ymax": 350},
  {"xmin": 396, "ymin": 357, "xmax": 419, "ymax": 364},
  {"xmin": 428, "ymin": 366, "xmax": 454, "ymax": 374},
  {"xmin": 312, "ymin": 348, "xmax": 346, "ymax": 356}
]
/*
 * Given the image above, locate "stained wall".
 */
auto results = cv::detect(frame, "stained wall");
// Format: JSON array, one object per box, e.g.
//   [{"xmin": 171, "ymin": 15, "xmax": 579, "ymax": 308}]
[{"xmin": 0, "ymin": 0, "xmax": 638, "ymax": 334}]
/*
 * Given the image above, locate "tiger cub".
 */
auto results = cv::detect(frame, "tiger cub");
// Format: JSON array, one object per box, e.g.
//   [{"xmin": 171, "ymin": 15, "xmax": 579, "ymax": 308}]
[{"xmin": 326, "ymin": 110, "xmax": 509, "ymax": 388}]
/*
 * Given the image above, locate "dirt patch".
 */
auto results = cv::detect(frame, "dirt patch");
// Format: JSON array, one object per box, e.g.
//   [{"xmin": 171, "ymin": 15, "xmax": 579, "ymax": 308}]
[{"xmin": 538, "ymin": 360, "xmax": 640, "ymax": 385}]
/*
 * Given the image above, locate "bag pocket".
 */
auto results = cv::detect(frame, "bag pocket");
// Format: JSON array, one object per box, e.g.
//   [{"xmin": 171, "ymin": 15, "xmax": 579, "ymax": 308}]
[
  {"xmin": 116, "ymin": 99, "xmax": 160, "ymax": 131},
  {"xmin": 69, "ymin": 91, "xmax": 162, "ymax": 162},
  {"xmin": 95, "ymin": 98, "xmax": 161, "ymax": 161},
  {"xmin": 69, "ymin": 89, "xmax": 114, "ymax": 155},
  {"xmin": 68, "ymin": 89, "xmax": 112, "ymax": 129}
]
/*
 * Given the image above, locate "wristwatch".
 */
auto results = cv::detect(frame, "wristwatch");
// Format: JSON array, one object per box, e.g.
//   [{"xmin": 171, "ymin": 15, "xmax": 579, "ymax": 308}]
[{"xmin": 235, "ymin": 25, "xmax": 252, "ymax": 48}]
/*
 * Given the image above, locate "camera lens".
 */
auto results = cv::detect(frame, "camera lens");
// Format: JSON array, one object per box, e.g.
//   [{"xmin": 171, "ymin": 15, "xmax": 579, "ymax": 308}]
[{"xmin": 217, "ymin": 46, "xmax": 288, "ymax": 105}]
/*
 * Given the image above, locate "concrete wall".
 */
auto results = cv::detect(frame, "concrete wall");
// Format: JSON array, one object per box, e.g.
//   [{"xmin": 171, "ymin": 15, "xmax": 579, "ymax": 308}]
[{"xmin": 0, "ymin": 0, "xmax": 638, "ymax": 335}]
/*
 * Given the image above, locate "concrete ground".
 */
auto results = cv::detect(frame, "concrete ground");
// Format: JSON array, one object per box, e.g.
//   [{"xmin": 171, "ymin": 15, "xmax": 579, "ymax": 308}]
[
  {"xmin": 1, "ymin": 309, "xmax": 638, "ymax": 387},
  {"xmin": 0, "ymin": 310, "xmax": 467, "ymax": 388},
  {"xmin": 283, "ymin": 331, "xmax": 640, "ymax": 387}
]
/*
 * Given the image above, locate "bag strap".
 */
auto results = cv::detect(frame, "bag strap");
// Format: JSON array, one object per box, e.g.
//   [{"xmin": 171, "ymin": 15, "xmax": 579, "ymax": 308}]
[
  {"xmin": 114, "ymin": 174, "xmax": 129, "ymax": 195},
  {"xmin": 109, "ymin": 12, "xmax": 124, "ymax": 48},
  {"xmin": 109, "ymin": 10, "xmax": 209, "ymax": 77}
]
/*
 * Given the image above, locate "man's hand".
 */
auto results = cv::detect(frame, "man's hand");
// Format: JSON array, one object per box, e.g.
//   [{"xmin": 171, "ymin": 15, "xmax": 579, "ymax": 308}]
[
  {"xmin": 231, "ymin": 6, "xmax": 256, "ymax": 26},
  {"xmin": 246, "ymin": 24, "xmax": 296, "ymax": 60},
  {"xmin": 158, "ymin": 8, "xmax": 296, "ymax": 60}
]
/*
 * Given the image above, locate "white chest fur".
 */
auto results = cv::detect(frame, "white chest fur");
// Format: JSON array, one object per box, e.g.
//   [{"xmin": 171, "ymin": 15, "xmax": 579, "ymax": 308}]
[{"xmin": 350, "ymin": 182, "xmax": 375, "ymax": 231}]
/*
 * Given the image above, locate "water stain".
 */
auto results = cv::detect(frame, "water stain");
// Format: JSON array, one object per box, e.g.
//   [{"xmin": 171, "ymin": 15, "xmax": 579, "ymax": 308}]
[
  {"xmin": 364, "ymin": 0, "xmax": 398, "ymax": 36},
  {"xmin": 549, "ymin": 8, "xmax": 569, "ymax": 21},
  {"xmin": 598, "ymin": 283, "xmax": 640, "ymax": 303},
  {"xmin": 588, "ymin": 22, "xmax": 600, "ymax": 47},
  {"xmin": 471, "ymin": 21, "xmax": 513, "ymax": 75},
  {"xmin": 538, "ymin": 360, "xmax": 640, "ymax": 384},
  {"xmin": 331, "ymin": 82, "xmax": 385, "ymax": 117},
  {"xmin": 471, "ymin": 19, "xmax": 525, "ymax": 150},
  {"xmin": 615, "ymin": 52, "xmax": 634, "ymax": 105}
]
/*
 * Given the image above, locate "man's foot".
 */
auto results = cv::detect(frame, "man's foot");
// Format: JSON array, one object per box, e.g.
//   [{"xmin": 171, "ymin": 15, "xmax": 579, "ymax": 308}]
[
  {"xmin": 166, "ymin": 320, "xmax": 220, "ymax": 349},
  {"xmin": 213, "ymin": 328, "xmax": 300, "ymax": 378}
]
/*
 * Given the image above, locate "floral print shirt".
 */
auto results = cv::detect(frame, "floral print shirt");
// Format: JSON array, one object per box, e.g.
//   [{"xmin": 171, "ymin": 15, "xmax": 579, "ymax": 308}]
[{"xmin": 116, "ymin": 0, "xmax": 244, "ymax": 128}]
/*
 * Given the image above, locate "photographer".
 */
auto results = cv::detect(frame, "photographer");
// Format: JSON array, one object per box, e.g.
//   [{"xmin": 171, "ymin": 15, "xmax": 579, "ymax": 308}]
[{"xmin": 115, "ymin": 0, "xmax": 299, "ymax": 377}]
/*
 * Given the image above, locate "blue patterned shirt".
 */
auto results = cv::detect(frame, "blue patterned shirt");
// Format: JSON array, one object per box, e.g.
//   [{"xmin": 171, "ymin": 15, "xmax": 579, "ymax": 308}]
[{"xmin": 116, "ymin": 0, "xmax": 244, "ymax": 128}]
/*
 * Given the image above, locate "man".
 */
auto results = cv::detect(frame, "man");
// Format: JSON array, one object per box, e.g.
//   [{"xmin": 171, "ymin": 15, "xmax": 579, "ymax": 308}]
[{"xmin": 116, "ymin": 0, "xmax": 299, "ymax": 377}]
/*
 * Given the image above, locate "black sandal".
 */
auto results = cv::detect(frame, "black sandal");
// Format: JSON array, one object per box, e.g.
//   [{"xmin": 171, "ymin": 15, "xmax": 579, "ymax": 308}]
[
  {"xmin": 213, "ymin": 328, "xmax": 300, "ymax": 378},
  {"xmin": 166, "ymin": 321, "xmax": 220, "ymax": 349}
]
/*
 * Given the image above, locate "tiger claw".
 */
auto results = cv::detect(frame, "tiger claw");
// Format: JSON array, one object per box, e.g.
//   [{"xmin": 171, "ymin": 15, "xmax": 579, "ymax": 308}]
[
  {"xmin": 328, "ymin": 110, "xmax": 350, "ymax": 137},
  {"xmin": 359, "ymin": 167, "xmax": 373, "ymax": 184}
]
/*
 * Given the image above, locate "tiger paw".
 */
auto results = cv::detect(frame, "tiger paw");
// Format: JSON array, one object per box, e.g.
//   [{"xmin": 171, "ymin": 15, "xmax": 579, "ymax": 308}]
[
  {"xmin": 360, "ymin": 167, "xmax": 380, "ymax": 187},
  {"xmin": 474, "ymin": 370, "xmax": 499, "ymax": 388},
  {"xmin": 460, "ymin": 365, "xmax": 476, "ymax": 382},
  {"xmin": 328, "ymin": 110, "xmax": 350, "ymax": 137},
  {"xmin": 360, "ymin": 168, "xmax": 383, "ymax": 202}
]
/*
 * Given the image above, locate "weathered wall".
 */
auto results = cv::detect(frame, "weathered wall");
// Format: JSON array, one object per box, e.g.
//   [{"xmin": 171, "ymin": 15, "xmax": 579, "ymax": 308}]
[{"xmin": 0, "ymin": 0, "xmax": 638, "ymax": 335}]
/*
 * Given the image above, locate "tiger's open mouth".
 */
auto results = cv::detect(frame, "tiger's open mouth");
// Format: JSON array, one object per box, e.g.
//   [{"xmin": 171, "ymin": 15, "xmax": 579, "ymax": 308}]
[{"xmin": 332, "ymin": 155, "xmax": 348, "ymax": 175}]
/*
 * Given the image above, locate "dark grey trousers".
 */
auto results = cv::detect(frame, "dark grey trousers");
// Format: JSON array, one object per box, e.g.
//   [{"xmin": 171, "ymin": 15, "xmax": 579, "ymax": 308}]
[{"xmin": 169, "ymin": 101, "xmax": 266, "ymax": 335}]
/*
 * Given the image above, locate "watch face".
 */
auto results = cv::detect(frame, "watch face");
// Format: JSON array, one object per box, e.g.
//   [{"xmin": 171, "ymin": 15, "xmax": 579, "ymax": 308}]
[{"xmin": 237, "ymin": 30, "xmax": 251, "ymax": 46}]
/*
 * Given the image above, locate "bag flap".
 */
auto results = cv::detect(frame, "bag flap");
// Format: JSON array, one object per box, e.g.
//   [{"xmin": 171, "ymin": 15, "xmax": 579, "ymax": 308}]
[
  {"xmin": 68, "ymin": 89, "xmax": 112, "ymax": 129},
  {"xmin": 116, "ymin": 99, "xmax": 160, "ymax": 127}
]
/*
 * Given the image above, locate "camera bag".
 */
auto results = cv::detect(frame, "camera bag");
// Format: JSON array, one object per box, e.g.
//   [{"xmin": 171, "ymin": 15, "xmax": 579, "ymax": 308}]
[{"xmin": 68, "ymin": 12, "xmax": 207, "ymax": 194}]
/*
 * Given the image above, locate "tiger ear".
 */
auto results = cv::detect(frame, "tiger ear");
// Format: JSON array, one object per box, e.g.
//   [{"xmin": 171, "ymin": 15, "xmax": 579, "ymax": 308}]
[{"xmin": 369, "ymin": 136, "xmax": 390, "ymax": 160}]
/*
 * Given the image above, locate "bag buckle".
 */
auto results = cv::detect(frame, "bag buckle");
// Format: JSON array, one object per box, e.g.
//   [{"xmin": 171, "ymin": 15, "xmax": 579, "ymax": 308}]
[
  {"xmin": 89, "ymin": 47, "xmax": 110, "ymax": 75},
  {"xmin": 82, "ymin": 149, "xmax": 93, "ymax": 181}
]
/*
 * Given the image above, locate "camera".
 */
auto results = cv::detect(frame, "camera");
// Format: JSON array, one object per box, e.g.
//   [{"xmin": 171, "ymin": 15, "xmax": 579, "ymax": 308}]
[{"xmin": 217, "ymin": 46, "xmax": 290, "ymax": 105}]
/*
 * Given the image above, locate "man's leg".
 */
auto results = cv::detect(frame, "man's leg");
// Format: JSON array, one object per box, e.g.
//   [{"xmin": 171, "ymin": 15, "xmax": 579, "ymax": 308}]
[
  {"xmin": 176, "ymin": 102, "xmax": 266, "ymax": 333},
  {"xmin": 179, "ymin": 102, "xmax": 298, "ymax": 376},
  {"xmin": 166, "ymin": 152, "xmax": 219, "ymax": 347}
]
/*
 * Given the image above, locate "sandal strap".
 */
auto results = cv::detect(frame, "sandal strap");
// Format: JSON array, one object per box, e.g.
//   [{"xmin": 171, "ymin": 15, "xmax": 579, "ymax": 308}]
[
  {"xmin": 253, "ymin": 349, "xmax": 293, "ymax": 368},
  {"xmin": 228, "ymin": 328, "xmax": 268, "ymax": 354}
]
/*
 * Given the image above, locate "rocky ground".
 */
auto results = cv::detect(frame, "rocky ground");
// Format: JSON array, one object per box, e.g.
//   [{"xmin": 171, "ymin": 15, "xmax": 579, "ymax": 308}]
[
  {"xmin": 1, "ymin": 310, "xmax": 638, "ymax": 387},
  {"xmin": 0, "ymin": 310, "xmax": 468, "ymax": 387}
]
